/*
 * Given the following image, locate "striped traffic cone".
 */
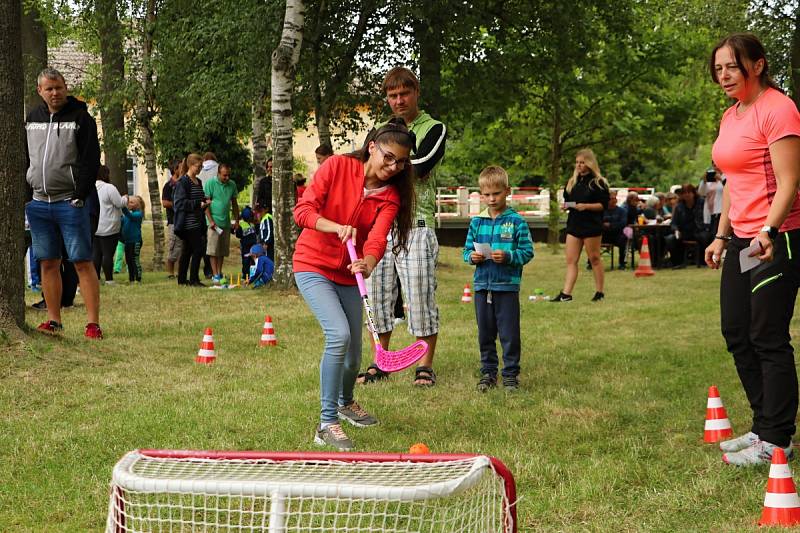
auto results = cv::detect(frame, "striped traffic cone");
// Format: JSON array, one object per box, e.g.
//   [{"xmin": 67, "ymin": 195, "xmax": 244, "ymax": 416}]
[
  {"xmin": 704, "ymin": 385, "xmax": 733, "ymax": 443},
  {"xmin": 759, "ymin": 447, "xmax": 800, "ymax": 526},
  {"xmin": 259, "ymin": 315, "xmax": 277, "ymax": 347},
  {"xmin": 634, "ymin": 236, "xmax": 655, "ymax": 277},
  {"xmin": 195, "ymin": 327, "xmax": 216, "ymax": 364},
  {"xmin": 461, "ymin": 284, "xmax": 473, "ymax": 303}
]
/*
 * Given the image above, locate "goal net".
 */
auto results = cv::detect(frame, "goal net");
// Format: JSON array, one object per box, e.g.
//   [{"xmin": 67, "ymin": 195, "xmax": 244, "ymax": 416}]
[{"xmin": 106, "ymin": 449, "xmax": 517, "ymax": 532}]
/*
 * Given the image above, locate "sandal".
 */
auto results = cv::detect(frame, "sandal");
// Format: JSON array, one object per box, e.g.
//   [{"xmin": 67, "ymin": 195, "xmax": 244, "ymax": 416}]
[
  {"xmin": 413, "ymin": 366, "xmax": 436, "ymax": 387},
  {"xmin": 357, "ymin": 363, "xmax": 389, "ymax": 384}
]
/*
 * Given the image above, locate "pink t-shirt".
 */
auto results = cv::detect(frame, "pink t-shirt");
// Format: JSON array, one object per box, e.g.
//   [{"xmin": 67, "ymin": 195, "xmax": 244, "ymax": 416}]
[{"xmin": 712, "ymin": 88, "xmax": 800, "ymax": 237}]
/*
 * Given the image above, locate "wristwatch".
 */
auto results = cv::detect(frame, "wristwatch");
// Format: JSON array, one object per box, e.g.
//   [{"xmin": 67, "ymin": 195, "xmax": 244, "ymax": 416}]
[{"xmin": 760, "ymin": 225, "xmax": 779, "ymax": 241}]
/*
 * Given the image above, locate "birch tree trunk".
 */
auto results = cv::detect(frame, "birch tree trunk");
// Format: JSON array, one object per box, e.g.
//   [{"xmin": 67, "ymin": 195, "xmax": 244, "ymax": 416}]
[
  {"xmin": 96, "ymin": 0, "xmax": 128, "ymax": 194},
  {"xmin": 271, "ymin": 0, "xmax": 305, "ymax": 288},
  {"xmin": 0, "ymin": 0, "xmax": 27, "ymax": 333},
  {"xmin": 136, "ymin": 0, "xmax": 165, "ymax": 270},
  {"xmin": 251, "ymin": 95, "xmax": 269, "ymax": 207}
]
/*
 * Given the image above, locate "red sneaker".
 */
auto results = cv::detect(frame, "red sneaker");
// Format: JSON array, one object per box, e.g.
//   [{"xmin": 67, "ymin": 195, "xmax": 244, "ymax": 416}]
[
  {"xmin": 84, "ymin": 323, "xmax": 103, "ymax": 340},
  {"xmin": 37, "ymin": 320, "xmax": 63, "ymax": 335}
]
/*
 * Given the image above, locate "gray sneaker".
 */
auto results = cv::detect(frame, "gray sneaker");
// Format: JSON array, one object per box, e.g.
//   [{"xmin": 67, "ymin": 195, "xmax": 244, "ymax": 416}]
[
  {"xmin": 314, "ymin": 423, "xmax": 354, "ymax": 451},
  {"xmin": 337, "ymin": 402, "xmax": 378, "ymax": 428},
  {"xmin": 722, "ymin": 440, "xmax": 793, "ymax": 466},
  {"xmin": 719, "ymin": 431, "xmax": 759, "ymax": 453}
]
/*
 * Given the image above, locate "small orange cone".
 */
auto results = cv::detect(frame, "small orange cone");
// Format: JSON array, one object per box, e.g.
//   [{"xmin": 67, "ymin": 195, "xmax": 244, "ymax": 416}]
[
  {"xmin": 461, "ymin": 284, "xmax": 473, "ymax": 303},
  {"xmin": 759, "ymin": 447, "xmax": 800, "ymax": 526},
  {"xmin": 634, "ymin": 236, "xmax": 655, "ymax": 277},
  {"xmin": 704, "ymin": 385, "xmax": 733, "ymax": 443},
  {"xmin": 260, "ymin": 315, "xmax": 277, "ymax": 346},
  {"xmin": 196, "ymin": 327, "xmax": 216, "ymax": 364}
]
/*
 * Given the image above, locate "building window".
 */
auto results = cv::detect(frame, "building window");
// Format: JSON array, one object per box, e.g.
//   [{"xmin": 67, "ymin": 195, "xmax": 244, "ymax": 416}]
[{"xmin": 126, "ymin": 156, "xmax": 137, "ymax": 195}]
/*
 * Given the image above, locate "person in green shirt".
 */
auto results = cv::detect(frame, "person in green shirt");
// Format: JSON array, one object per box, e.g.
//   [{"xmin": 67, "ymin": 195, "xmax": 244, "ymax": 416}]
[
  {"xmin": 203, "ymin": 163, "xmax": 240, "ymax": 283},
  {"xmin": 360, "ymin": 67, "xmax": 447, "ymax": 387}
]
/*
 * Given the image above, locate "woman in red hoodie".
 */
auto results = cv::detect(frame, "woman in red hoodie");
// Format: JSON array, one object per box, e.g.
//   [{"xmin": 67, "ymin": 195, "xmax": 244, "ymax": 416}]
[{"xmin": 294, "ymin": 119, "xmax": 416, "ymax": 451}]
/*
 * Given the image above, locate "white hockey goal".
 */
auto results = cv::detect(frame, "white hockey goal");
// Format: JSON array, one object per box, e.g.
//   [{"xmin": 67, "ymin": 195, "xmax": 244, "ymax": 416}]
[{"xmin": 106, "ymin": 449, "xmax": 518, "ymax": 532}]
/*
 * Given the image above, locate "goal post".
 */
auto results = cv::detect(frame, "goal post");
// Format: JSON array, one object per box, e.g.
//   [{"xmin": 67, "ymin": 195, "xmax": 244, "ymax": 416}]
[{"xmin": 106, "ymin": 449, "xmax": 518, "ymax": 532}]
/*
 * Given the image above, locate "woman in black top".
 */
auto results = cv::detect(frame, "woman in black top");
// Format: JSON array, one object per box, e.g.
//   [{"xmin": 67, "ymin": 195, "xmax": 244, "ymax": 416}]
[
  {"xmin": 553, "ymin": 149, "xmax": 610, "ymax": 302},
  {"xmin": 173, "ymin": 153, "xmax": 210, "ymax": 286}
]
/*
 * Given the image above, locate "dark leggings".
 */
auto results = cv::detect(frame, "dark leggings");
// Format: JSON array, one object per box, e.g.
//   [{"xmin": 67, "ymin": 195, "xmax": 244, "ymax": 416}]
[
  {"xmin": 124, "ymin": 241, "xmax": 142, "ymax": 282},
  {"xmin": 721, "ymin": 230, "xmax": 800, "ymax": 447},
  {"xmin": 178, "ymin": 227, "xmax": 205, "ymax": 284},
  {"xmin": 93, "ymin": 233, "xmax": 120, "ymax": 281}
]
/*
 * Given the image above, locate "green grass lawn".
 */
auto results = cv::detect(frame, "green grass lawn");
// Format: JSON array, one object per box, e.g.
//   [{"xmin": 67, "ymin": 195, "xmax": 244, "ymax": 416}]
[{"xmin": 2, "ymin": 244, "xmax": 798, "ymax": 531}]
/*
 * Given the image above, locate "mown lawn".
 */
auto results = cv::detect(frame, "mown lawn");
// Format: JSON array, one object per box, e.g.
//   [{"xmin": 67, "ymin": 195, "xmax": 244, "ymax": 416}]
[{"xmin": 1, "ymin": 243, "xmax": 797, "ymax": 531}]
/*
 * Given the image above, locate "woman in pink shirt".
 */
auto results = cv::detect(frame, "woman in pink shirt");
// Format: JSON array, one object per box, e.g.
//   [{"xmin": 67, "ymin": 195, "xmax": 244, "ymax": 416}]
[{"xmin": 706, "ymin": 33, "xmax": 800, "ymax": 466}]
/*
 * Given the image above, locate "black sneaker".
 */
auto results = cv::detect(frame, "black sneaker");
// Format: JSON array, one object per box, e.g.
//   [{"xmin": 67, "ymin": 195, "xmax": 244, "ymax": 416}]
[
  {"xmin": 551, "ymin": 292, "xmax": 573, "ymax": 302},
  {"xmin": 591, "ymin": 291, "xmax": 605, "ymax": 302},
  {"xmin": 32, "ymin": 299, "xmax": 47, "ymax": 310},
  {"xmin": 502, "ymin": 375, "xmax": 520, "ymax": 391},
  {"xmin": 477, "ymin": 374, "xmax": 497, "ymax": 392}
]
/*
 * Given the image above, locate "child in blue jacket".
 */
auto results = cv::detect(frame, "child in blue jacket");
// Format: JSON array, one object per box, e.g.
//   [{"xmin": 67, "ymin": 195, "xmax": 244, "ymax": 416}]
[
  {"xmin": 121, "ymin": 195, "xmax": 145, "ymax": 283},
  {"xmin": 244, "ymin": 244, "xmax": 274, "ymax": 288},
  {"xmin": 463, "ymin": 166, "xmax": 534, "ymax": 391}
]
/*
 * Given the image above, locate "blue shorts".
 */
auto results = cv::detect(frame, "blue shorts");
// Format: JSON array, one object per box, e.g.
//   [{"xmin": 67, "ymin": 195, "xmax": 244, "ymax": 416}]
[{"xmin": 26, "ymin": 199, "xmax": 93, "ymax": 262}]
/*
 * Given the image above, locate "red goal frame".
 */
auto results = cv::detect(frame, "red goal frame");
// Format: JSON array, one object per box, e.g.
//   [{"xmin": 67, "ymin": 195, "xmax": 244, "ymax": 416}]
[{"xmin": 110, "ymin": 448, "xmax": 518, "ymax": 533}]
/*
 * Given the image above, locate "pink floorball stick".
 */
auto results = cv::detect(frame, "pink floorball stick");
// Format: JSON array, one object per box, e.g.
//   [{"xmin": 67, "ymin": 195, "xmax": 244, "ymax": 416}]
[{"xmin": 346, "ymin": 239, "xmax": 428, "ymax": 372}]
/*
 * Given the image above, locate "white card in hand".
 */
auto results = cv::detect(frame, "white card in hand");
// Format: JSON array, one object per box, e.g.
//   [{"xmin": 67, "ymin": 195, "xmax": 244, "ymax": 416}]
[
  {"xmin": 564, "ymin": 201, "xmax": 576, "ymax": 208},
  {"xmin": 474, "ymin": 242, "xmax": 493, "ymax": 257},
  {"xmin": 739, "ymin": 242, "xmax": 762, "ymax": 273}
]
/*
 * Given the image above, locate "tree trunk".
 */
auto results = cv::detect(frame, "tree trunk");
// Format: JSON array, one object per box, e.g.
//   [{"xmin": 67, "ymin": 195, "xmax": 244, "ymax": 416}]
[
  {"xmin": 271, "ymin": 0, "xmax": 306, "ymax": 289},
  {"xmin": 315, "ymin": 109, "xmax": 331, "ymax": 149},
  {"xmin": 251, "ymin": 95, "xmax": 269, "ymax": 207},
  {"xmin": 95, "ymin": 0, "xmax": 128, "ymax": 194},
  {"xmin": 20, "ymin": 1, "xmax": 47, "ymax": 115},
  {"xmin": 310, "ymin": 0, "xmax": 374, "ymax": 148},
  {"xmin": 0, "ymin": 0, "xmax": 27, "ymax": 334},
  {"xmin": 547, "ymin": 97, "xmax": 563, "ymax": 251},
  {"xmin": 791, "ymin": 6, "xmax": 800, "ymax": 109},
  {"xmin": 413, "ymin": 14, "xmax": 443, "ymax": 119},
  {"xmin": 136, "ymin": 0, "xmax": 165, "ymax": 270}
]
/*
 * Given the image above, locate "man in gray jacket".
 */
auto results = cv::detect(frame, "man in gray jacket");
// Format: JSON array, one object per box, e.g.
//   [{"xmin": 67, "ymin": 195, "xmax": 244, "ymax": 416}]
[{"xmin": 25, "ymin": 68, "xmax": 103, "ymax": 339}]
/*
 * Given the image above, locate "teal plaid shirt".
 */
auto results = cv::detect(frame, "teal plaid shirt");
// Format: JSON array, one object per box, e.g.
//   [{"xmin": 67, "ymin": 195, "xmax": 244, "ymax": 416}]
[{"xmin": 463, "ymin": 207, "xmax": 534, "ymax": 291}]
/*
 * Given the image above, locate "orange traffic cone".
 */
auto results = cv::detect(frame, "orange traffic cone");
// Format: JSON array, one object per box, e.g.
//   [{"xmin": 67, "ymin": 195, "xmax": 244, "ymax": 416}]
[
  {"xmin": 461, "ymin": 284, "xmax": 473, "ymax": 303},
  {"xmin": 759, "ymin": 447, "xmax": 800, "ymax": 526},
  {"xmin": 260, "ymin": 315, "xmax": 277, "ymax": 346},
  {"xmin": 704, "ymin": 385, "xmax": 733, "ymax": 443},
  {"xmin": 634, "ymin": 236, "xmax": 655, "ymax": 277},
  {"xmin": 196, "ymin": 327, "xmax": 216, "ymax": 364}
]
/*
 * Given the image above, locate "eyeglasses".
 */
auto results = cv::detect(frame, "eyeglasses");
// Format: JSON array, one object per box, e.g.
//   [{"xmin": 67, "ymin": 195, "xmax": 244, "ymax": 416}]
[{"xmin": 375, "ymin": 144, "xmax": 411, "ymax": 169}]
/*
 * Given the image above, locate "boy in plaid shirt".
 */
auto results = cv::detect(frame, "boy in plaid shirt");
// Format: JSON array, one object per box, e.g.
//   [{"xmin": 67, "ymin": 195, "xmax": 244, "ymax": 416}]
[{"xmin": 463, "ymin": 166, "xmax": 534, "ymax": 391}]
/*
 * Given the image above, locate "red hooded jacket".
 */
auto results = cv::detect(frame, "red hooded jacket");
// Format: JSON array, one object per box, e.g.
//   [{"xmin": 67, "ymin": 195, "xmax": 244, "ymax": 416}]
[{"xmin": 293, "ymin": 155, "xmax": 400, "ymax": 285}]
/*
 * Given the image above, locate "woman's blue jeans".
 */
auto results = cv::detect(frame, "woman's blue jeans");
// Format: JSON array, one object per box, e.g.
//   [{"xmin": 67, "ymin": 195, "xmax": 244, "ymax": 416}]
[{"xmin": 295, "ymin": 272, "xmax": 362, "ymax": 424}]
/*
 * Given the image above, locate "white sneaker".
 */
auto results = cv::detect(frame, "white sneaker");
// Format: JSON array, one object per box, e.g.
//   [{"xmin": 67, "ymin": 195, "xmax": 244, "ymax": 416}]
[
  {"xmin": 719, "ymin": 431, "xmax": 759, "ymax": 453},
  {"xmin": 722, "ymin": 440, "xmax": 793, "ymax": 466},
  {"xmin": 104, "ymin": 280, "xmax": 115, "ymax": 285}
]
